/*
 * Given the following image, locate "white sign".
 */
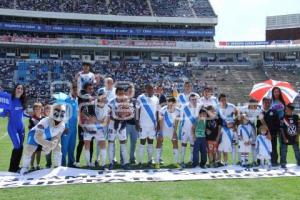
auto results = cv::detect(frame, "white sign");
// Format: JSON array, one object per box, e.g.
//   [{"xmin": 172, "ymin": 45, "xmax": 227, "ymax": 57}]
[{"xmin": 0, "ymin": 165, "xmax": 299, "ymax": 189}]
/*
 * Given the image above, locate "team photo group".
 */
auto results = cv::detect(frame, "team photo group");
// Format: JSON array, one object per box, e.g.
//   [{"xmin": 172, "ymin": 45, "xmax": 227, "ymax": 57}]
[{"xmin": 1, "ymin": 61, "xmax": 300, "ymax": 175}]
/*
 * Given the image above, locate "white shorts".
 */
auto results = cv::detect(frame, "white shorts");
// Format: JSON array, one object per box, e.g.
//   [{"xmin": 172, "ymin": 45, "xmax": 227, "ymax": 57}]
[
  {"xmin": 218, "ymin": 141, "xmax": 233, "ymax": 153},
  {"xmin": 158, "ymin": 129, "xmax": 177, "ymax": 140},
  {"xmin": 180, "ymin": 126, "xmax": 194, "ymax": 145},
  {"xmin": 140, "ymin": 126, "xmax": 156, "ymax": 140},
  {"xmin": 83, "ymin": 130, "xmax": 106, "ymax": 141},
  {"xmin": 107, "ymin": 121, "xmax": 127, "ymax": 141},
  {"xmin": 238, "ymin": 141, "xmax": 251, "ymax": 153},
  {"xmin": 257, "ymin": 153, "xmax": 271, "ymax": 160}
]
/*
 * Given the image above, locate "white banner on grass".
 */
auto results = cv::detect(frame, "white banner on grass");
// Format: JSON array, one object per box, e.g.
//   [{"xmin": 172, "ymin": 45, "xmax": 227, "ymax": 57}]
[{"xmin": 0, "ymin": 165, "xmax": 299, "ymax": 189}]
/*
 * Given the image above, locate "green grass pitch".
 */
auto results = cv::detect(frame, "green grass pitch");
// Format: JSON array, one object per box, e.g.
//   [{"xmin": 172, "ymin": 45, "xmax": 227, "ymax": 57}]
[{"xmin": 0, "ymin": 118, "xmax": 300, "ymax": 200}]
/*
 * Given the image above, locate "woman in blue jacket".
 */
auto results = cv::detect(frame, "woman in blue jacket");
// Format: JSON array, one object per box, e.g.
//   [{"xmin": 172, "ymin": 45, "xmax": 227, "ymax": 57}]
[{"xmin": 0, "ymin": 84, "xmax": 27, "ymax": 172}]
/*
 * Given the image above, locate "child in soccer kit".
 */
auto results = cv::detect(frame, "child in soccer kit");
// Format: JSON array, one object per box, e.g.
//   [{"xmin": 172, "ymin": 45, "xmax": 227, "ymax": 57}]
[
  {"xmin": 218, "ymin": 120, "xmax": 237, "ymax": 166},
  {"xmin": 256, "ymin": 125, "xmax": 272, "ymax": 169},
  {"xmin": 237, "ymin": 114, "xmax": 254, "ymax": 167},
  {"xmin": 156, "ymin": 97, "xmax": 181, "ymax": 168},
  {"xmin": 179, "ymin": 93, "xmax": 200, "ymax": 167}
]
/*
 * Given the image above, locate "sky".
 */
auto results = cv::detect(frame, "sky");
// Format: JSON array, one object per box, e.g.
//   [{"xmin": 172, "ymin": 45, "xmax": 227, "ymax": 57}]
[{"xmin": 209, "ymin": 0, "xmax": 300, "ymax": 41}]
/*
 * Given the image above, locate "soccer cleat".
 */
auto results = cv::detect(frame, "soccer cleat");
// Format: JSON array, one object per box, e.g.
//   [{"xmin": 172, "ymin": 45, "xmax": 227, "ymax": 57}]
[
  {"xmin": 180, "ymin": 163, "xmax": 186, "ymax": 168},
  {"xmin": 137, "ymin": 163, "xmax": 143, "ymax": 169},
  {"xmin": 216, "ymin": 162, "xmax": 224, "ymax": 167},
  {"xmin": 122, "ymin": 164, "xmax": 130, "ymax": 170},
  {"xmin": 147, "ymin": 160, "xmax": 154, "ymax": 168},
  {"xmin": 95, "ymin": 161, "xmax": 100, "ymax": 168},
  {"xmin": 130, "ymin": 159, "xmax": 137, "ymax": 164},
  {"xmin": 109, "ymin": 163, "xmax": 114, "ymax": 170}
]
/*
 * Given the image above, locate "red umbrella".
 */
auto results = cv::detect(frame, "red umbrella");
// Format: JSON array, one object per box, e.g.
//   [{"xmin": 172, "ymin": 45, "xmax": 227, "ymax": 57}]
[{"xmin": 249, "ymin": 79, "xmax": 298, "ymax": 104}]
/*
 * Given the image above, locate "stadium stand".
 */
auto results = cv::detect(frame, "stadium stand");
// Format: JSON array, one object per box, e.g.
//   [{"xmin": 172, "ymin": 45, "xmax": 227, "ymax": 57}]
[
  {"xmin": 150, "ymin": 0, "xmax": 194, "ymax": 17},
  {"xmin": 0, "ymin": 58, "xmax": 196, "ymax": 104},
  {"xmin": 109, "ymin": 0, "xmax": 151, "ymax": 16},
  {"xmin": 0, "ymin": 0, "xmax": 217, "ymax": 18}
]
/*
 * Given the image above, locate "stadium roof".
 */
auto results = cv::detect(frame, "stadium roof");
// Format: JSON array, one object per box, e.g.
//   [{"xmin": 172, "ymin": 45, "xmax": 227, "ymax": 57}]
[{"xmin": 266, "ymin": 13, "xmax": 300, "ymax": 30}]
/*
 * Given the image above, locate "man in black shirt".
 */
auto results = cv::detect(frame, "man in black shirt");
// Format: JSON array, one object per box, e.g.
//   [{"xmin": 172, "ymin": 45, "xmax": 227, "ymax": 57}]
[
  {"xmin": 280, "ymin": 103, "xmax": 300, "ymax": 168},
  {"xmin": 257, "ymin": 97, "xmax": 280, "ymax": 166},
  {"xmin": 75, "ymin": 83, "xmax": 95, "ymax": 167}
]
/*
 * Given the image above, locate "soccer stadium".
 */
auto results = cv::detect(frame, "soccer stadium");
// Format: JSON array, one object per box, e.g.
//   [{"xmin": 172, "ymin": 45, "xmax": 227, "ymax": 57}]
[{"xmin": 0, "ymin": 0, "xmax": 300, "ymax": 199}]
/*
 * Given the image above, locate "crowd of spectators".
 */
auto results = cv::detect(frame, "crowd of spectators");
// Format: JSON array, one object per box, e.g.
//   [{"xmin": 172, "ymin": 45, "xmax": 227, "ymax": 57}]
[
  {"xmin": 0, "ymin": 0, "xmax": 216, "ymax": 17},
  {"xmin": 151, "ymin": 0, "xmax": 194, "ymax": 17},
  {"xmin": 190, "ymin": 0, "xmax": 216, "ymax": 17},
  {"xmin": 109, "ymin": 0, "xmax": 151, "ymax": 16},
  {"xmin": 0, "ymin": 58, "xmax": 199, "ymax": 105}
]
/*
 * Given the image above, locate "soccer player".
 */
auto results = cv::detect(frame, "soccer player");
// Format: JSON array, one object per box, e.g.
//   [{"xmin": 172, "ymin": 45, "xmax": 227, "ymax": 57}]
[
  {"xmin": 179, "ymin": 93, "xmax": 200, "ymax": 167},
  {"xmin": 155, "ymin": 97, "xmax": 181, "ymax": 168},
  {"xmin": 136, "ymin": 84, "xmax": 160, "ymax": 167},
  {"xmin": 107, "ymin": 87, "xmax": 133, "ymax": 170},
  {"xmin": 20, "ymin": 104, "xmax": 66, "ymax": 175},
  {"xmin": 177, "ymin": 81, "xmax": 199, "ymax": 107},
  {"xmin": 199, "ymin": 87, "xmax": 218, "ymax": 109},
  {"xmin": 81, "ymin": 94, "xmax": 110, "ymax": 169}
]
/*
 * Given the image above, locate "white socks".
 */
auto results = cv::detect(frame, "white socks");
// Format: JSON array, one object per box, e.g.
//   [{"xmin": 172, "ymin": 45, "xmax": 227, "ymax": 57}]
[
  {"xmin": 99, "ymin": 148, "xmax": 106, "ymax": 167},
  {"xmin": 120, "ymin": 144, "xmax": 128, "ymax": 165},
  {"xmin": 147, "ymin": 144, "xmax": 153, "ymax": 162},
  {"xmin": 138, "ymin": 144, "xmax": 145, "ymax": 164},
  {"xmin": 173, "ymin": 149, "xmax": 179, "ymax": 164},
  {"xmin": 181, "ymin": 146, "xmax": 186, "ymax": 163},
  {"xmin": 108, "ymin": 142, "xmax": 114, "ymax": 164},
  {"xmin": 156, "ymin": 148, "xmax": 162, "ymax": 164},
  {"xmin": 190, "ymin": 146, "xmax": 194, "ymax": 162},
  {"xmin": 85, "ymin": 149, "xmax": 91, "ymax": 166}
]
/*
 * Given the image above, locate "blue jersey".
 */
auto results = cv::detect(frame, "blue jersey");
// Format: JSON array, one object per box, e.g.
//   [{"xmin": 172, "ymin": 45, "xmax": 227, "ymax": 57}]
[{"xmin": 0, "ymin": 98, "xmax": 24, "ymax": 127}]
